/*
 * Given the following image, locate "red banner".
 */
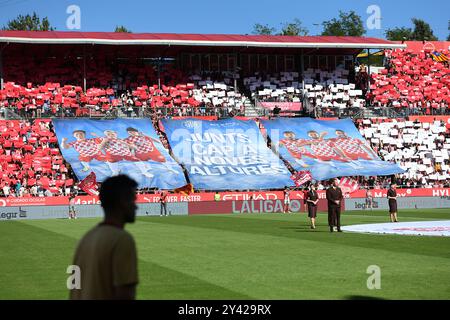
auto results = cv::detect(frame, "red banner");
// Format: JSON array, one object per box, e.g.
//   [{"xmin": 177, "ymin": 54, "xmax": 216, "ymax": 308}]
[
  {"xmin": 1, "ymin": 188, "xmax": 450, "ymax": 207},
  {"xmin": 338, "ymin": 177, "xmax": 359, "ymax": 194},
  {"xmin": 290, "ymin": 171, "xmax": 313, "ymax": 187},
  {"xmin": 259, "ymin": 102, "xmax": 302, "ymax": 111},
  {"xmin": 78, "ymin": 172, "xmax": 99, "ymax": 196}
]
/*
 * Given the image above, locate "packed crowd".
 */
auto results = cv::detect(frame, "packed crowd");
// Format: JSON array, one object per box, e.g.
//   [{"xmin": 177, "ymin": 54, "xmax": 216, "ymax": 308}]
[
  {"xmin": 300, "ymin": 65, "xmax": 370, "ymax": 117},
  {"xmin": 0, "ymin": 80, "xmax": 245, "ymax": 120},
  {"xmin": 2, "ymin": 47, "xmax": 450, "ymax": 197},
  {"xmin": 355, "ymin": 118, "xmax": 450, "ymax": 188},
  {"xmin": 0, "ymin": 119, "xmax": 78, "ymax": 197},
  {"xmin": 303, "ymin": 82, "xmax": 366, "ymax": 117},
  {"xmin": 4, "ymin": 54, "xmax": 188, "ymax": 91},
  {"xmin": 367, "ymin": 49, "xmax": 450, "ymax": 115},
  {"xmin": 243, "ymin": 71, "xmax": 302, "ymax": 103}
]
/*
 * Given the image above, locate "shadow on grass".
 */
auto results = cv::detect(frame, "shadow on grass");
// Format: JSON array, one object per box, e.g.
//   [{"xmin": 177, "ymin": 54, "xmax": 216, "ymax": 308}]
[
  {"xmin": 346, "ymin": 295, "xmax": 386, "ymax": 300},
  {"xmin": 280, "ymin": 226, "xmax": 331, "ymax": 233}
]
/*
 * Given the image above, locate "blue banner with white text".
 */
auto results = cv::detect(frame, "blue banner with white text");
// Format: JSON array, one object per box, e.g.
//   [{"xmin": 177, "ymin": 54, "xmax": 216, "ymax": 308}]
[
  {"xmin": 52, "ymin": 119, "xmax": 187, "ymax": 189},
  {"xmin": 161, "ymin": 118, "xmax": 294, "ymax": 190},
  {"xmin": 261, "ymin": 118, "xmax": 404, "ymax": 181}
]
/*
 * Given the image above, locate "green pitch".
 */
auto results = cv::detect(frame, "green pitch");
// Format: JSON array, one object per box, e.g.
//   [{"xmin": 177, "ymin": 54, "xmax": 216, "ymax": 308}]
[{"xmin": 0, "ymin": 209, "xmax": 449, "ymax": 300}]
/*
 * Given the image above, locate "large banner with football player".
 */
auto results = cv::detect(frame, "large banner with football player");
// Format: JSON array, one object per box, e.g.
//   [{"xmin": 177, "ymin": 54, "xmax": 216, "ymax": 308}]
[
  {"xmin": 261, "ymin": 118, "xmax": 404, "ymax": 181},
  {"xmin": 161, "ymin": 118, "xmax": 294, "ymax": 190},
  {"xmin": 52, "ymin": 119, "xmax": 187, "ymax": 189}
]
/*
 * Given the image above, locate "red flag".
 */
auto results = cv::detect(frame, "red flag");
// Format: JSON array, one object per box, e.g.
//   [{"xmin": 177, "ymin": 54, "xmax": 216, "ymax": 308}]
[
  {"xmin": 78, "ymin": 172, "xmax": 99, "ymax": 196},
  {"xmin": 173, "ymin": 183, "xmax": 194, "ymax": 195},
  {"xmin": 290, "ymin": 171, "xmax": 312, "ymax": 187},
  {"xmin": 338, "ymin": 177, "xmax": 359, "ymax": 194}
]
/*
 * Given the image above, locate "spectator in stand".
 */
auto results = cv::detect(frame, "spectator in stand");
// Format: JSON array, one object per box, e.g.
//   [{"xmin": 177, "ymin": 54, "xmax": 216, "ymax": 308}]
[
  {"xmin": 272, "ymin": 105, "xmax": 281, "ymax": 118},
  {"xmin": 3, "ymin": 184, "xmax": 10, "ymax": 197}
]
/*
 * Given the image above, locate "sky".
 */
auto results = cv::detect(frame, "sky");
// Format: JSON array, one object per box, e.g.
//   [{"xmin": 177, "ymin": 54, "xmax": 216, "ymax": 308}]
[{"xmin": 0, "ymin": 0, "xmax": 449, "ymax": 40}]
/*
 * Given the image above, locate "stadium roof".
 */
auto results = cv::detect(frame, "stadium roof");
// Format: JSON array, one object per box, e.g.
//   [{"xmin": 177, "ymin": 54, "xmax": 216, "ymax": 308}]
[
  {"xmin": 0, "ymin": 31, "xmax": 405, "ymax": 49},
  {"xmin": 394, "ymin": 41, "xmax": 450, "ymax": 53}
]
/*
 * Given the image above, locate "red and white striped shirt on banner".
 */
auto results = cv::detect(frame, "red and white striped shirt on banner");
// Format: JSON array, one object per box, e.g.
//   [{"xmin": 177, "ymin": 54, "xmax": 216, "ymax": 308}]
[
  {"xmin": 125, "ymin": 135, "xmax": 155, "ymax": 154},
  {"xmin": 103, "ymin": 138, "xmax": 133, "ymax": 156},
  {"xmin": 310, "ymin": 140, "xmax": 346, "ymax": 161},
  {"xmin": 331, "ymin": 137, "xmax": 372, "ymax": 160},
  {"xmin": 68, "ymin": 139, "xmax": 102, "ymax": 157},
  {"xmin": 280, "ymin": 139, "xmax": 313, "ymax": 160}
]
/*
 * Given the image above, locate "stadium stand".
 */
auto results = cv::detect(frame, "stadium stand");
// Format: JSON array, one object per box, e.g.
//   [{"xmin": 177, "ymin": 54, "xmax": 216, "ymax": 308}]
[
  {"xmin": 0, "ymin": 82, "xmax": 115, "ymax": 118},
  {"xmin": 3, "ymin": 52, "xmax": 188, "ymax": 89},
  {"xmin": 368, "ymin": 49, "xmax": 450, "ymax": 115},
  {"xmin": 0, "ymin": 119, "xmax": 77, "ymax": 197},
  {"xmin": 1, "ymin": 32, "xmax": 450, "ymax": 196},
  {"xmin": 0, "ymin": 80, "xmax": 244, "ymax": 119},
  {"xmin": 1, "ymin": 84, "xmax": 450, "ymax": 197},
  {"xmin": 244, "ymin": 71, "xmax": 302, "ymax": 103},
  {"xmin": 356, "ymin": 118, "xmax": 450, "ymax": 188},
  {"xmin": 303, "ymin": 83, "xmax": 366, "ymax": 117}
]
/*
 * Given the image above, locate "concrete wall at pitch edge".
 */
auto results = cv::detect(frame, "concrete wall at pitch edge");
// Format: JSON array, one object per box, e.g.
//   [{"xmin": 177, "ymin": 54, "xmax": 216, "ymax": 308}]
[
  {"xmin": 1, "ymin": 197, "xmax": 450, "ymax": 220},
  {"xmin": 345, "ymin": 197, "xmax": 450, "ymax": 211},
  {"xmin": 0, "ymin": 203, "xmax": 189, "ymax": 221}
]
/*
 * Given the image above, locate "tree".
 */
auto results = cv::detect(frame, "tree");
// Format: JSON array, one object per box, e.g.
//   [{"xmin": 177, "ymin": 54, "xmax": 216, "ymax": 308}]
[
  {"xmin": 321, "ymin": 10, "xmax": 365, "ymax": 36},
  {"xmin": 411, "ymin": 18, "xmax": 437, "ymax": 41},
  {"xmin": 252, "ymin": 23, "xmax": 276, "ymax": 35},
  {"xmin": 385, "ymin": 18, "xmax": 439, "ymax": 41},
  {"xmin": 115, "ymin": 25, "xmax": 131, "ymax": 33},
  {"xmin": 279, "ymin": 19, "xmax": 308, "ymax": 36},
  {"xmin": 447, "ymin": 20, "xmax": 450, "ymax": 41},
  {"xmin": 2, "ymin": 12, "xmax": 54, "ymax": 31},
  {"xmin": 252, "ymin": 19, "xmax": 309, "ymax": 36},
  {"xmin": 385, "ymin": 27, "xmax": 413, "ymax": 41}
]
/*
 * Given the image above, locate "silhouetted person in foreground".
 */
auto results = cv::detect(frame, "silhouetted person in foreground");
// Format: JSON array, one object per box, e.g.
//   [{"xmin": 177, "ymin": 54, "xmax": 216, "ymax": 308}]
[{"xmin": 70, "ymin": 175, "xmax": 139, "ymax": 300}]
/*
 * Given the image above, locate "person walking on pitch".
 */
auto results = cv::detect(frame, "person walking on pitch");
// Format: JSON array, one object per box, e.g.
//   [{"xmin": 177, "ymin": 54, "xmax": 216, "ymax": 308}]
[
  {"xmin": 306, "ymin": 184, "xmax": 319, "ymax": 229},
  {"xmin": 283, "ymin": 187, "xmax": 291, "ymax": 213},
  {"xmin": 160, "ymin": 190, "xmax": 168, "ymax": 216},
  {"xmin": 387, "ymin": 184, "xmax": 398, "ymax": 222},
  {"xmin": 326, "ymin": 178, "xmax": 343, "ymax": 232}
]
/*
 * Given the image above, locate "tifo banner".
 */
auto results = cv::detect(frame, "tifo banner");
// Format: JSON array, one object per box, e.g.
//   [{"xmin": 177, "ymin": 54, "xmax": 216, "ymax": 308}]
[
  {"xmin": 52, "ymin": 119, "xmax": 187, "ymax": 189},
  {"xmin": 259, "ymin": 102, "xmax": 302, "ymax": 111},
  {"xmin": 261, "ymin": 118, "xmax": 404, "ymax": 181},
  {"xmin": 161, "ymin": 118, "xmax": 294, "ymax": 190}
]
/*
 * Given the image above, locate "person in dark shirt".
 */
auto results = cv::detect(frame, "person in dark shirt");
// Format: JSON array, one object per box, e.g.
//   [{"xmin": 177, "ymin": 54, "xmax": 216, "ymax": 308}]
[
  {"xmin": 272, "ymin": 106, "xmax": 281, "ymax": 117},
  {"xmin": 387, "ymin": 184, "xmax": 398, "ymax": 222},
  {"xmin": 70, "ymin": 175, "xmax": 139, "ymax": 300},
  {"xmin": 325, "ymin": 178, "xmax": 343, "ymax": 232},
  {"xmin": 306, "ymin": 184, "xmax": 319, "ymax": 229}
]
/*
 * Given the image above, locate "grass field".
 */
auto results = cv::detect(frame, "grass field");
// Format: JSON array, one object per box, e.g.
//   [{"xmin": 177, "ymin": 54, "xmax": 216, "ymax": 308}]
[{"xmin": 1, "ymin": 209, "xmax": 450, "ymax": 300}]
